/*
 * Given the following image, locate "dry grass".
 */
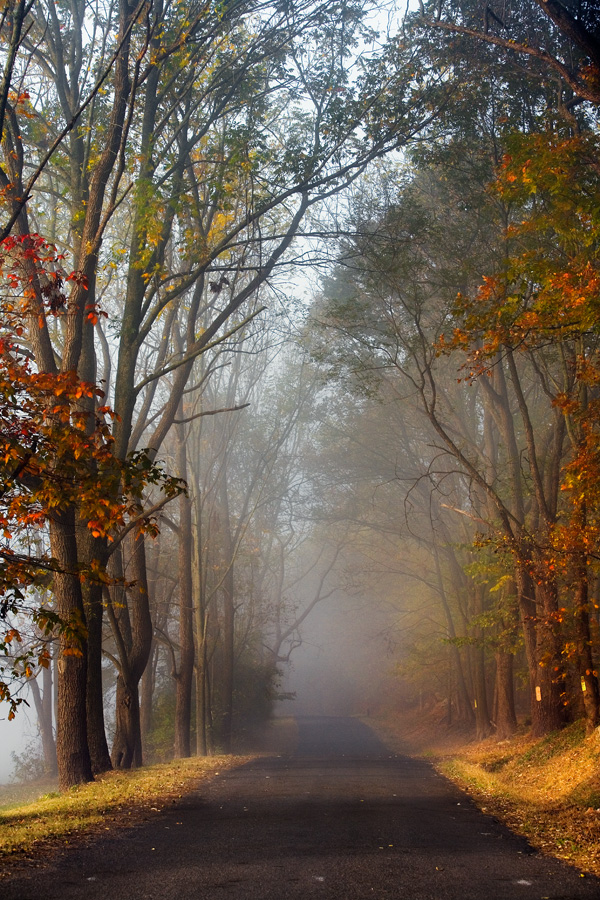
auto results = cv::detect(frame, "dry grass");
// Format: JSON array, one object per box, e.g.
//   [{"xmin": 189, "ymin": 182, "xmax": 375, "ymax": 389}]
[
  {"xmin": 371, "ymin": 708, "xmax": 600, "ymax": 876},
  {"xmin": 0, "ymin": 754, "xmax": 249, "ymax": 866},
  {"xmin": 0, "ymin": 718, "xmax": 299, "ymax": 870}
]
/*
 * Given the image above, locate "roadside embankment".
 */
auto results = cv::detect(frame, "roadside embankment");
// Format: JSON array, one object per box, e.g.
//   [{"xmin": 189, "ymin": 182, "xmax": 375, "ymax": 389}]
[
  {"xmin": 0, "ymin": 716, "xmax": 298, "ymax": 872},
  {"xmin": 370, "ymin": 707, "xmax": 600, "ymax": 877},
  {"xmin": 0, "ymin": 755, "xmax": 248, "ymax": 869}
]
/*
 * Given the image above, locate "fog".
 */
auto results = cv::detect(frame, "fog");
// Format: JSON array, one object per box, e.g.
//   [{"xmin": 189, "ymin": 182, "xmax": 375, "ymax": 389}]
[
  {"xmin": 0, "ymin": 701, "xmax": 37, "ymax": 784},
  {"xmin": 2, "ymin": 255, "xmax": 580, "ymax": 778},
  {"xmin": 277, "ymin": 590, "xmax": 396, "ymax": 719}
]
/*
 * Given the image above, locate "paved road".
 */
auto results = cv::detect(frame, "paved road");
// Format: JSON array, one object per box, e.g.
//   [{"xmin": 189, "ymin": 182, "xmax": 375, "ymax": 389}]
[{"xmin": 2, "ymin": 716, "xmax": 599, "ymax": 899}]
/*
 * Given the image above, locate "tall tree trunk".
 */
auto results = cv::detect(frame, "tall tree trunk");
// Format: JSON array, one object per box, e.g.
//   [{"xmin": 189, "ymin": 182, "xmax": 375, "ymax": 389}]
[
  {"xmin": 193, "ymin": 502, "xmax": 208, "ymax": 757},
  {"xmin": 515, "ymin": 561, "xmax": 565, "ymax": 736},
  {"xmin": 472, "ymin": 629, "xmax": 493, "ymax": 740},
  {"xmin": 433, "ymin": 544, "xmax": 474, "ymax": 725},
  {"xmin": 29, "ymin": 667, "xmax": 57, "ymax": 776},
  {"xmin": 73, "ymin": 252, "xmax": 112, "ymax": 776},
  {"xmin": 84, "ymin": 582, "xmax": 112, "ymax": 773},
  {"xmin": 109, "ymin": 534, "xmax": 153, "ymax": 768},
  {"xmin": 206, "ymin": 648, "xmax": 215, "ymax": 753},
  {"xmin": 195, "ymin": 628, "xmax": 209, "ymax": 756},
  {"xmin": 112, "ymin": 672, "xmax": 140, "ymax": 769},
  {"xmin": 494, "ymin": 650, "xmax": 517, "ymax": 740},
  {"xmin": 219, "ymin": 474, "xmax": 235, "ymax": 754},
  {"xmin": 50, "ymin": 509, "xmax": 93, "ymax": 789},
  {"xmin": 79, "ymin": 529, "xmax": 112, "ymax": 775},
  {"xmin": 42, "ymin": 657, "xmax": 57, "ymax": 774},
  {"xmin": 535, "ymin": 571, "xmax": 566, "ymax": 735},
  {"xmin": 479, "ymin": 358, "xmax": 565, "ymax": 736},
  {"xmin": 140, "ymin": 640, "xmax": 156, "ymax": 745},
  {"xmin": 174, "ymin": 425, "xmax": 194, "ymax": 757},
  {"xmin": 574, "ymin": 559, "xmax": 600, "ymax": 733},
  {"xmin": 221, "ymin": 571, "xmax": 235, "ymax": 752}
]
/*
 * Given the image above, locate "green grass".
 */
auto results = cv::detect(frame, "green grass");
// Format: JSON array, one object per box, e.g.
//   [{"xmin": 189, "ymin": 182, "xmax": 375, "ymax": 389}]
[{"xmin": 516, "ymin": 720, "xmax": 587, "ymax": 766}]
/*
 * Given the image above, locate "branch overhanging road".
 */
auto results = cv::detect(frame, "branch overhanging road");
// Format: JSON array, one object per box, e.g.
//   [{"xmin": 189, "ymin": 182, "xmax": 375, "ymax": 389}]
[{"xmin": 3, "ymin": 716, "xmax": 599, "ymax": 899}]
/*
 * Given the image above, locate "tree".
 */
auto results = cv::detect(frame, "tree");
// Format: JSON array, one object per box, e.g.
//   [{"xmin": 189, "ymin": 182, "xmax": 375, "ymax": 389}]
[
  {"xmin": 0, "ymin": 234, "xmax": 182, "ymax": 784},
  {"xmin": 448, "ymin": 131, "xmax": 600, "ymax": 731},
  {"xmin": 310, "ymin": 143, "xmax": 571, "ymax": 735},
  {"xmin": 416, "ymin": 1, "xmax": 600, "ymax": 106},
  {"xmin": 0, "ymin": 0, "xmax": 444, "ymax": 783},
  {"xmin": 298, "ymin": 0, "xmax": 600, "ymax": 739}
]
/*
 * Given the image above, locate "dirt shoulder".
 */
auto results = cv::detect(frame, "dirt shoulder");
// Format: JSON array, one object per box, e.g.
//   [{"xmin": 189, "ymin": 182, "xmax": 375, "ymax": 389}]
[{"xmin": 368, "ymin": 706, "xmax": 600, "ymax": 877}]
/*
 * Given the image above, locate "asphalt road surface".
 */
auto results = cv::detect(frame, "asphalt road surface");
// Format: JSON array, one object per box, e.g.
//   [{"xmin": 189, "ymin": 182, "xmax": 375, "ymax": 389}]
[{"xmin": 3, "ymin": 716, "xmax": 600, "ymax": 900}]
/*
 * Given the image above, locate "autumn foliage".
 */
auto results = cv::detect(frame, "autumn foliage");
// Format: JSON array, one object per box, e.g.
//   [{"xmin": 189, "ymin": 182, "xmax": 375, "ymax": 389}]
[
  {"xmin": 0, "ymin": 235, "xmax": 182, "ymax": 716},
  {"xmin": 449, "ymin": 133, "xmax": 600, "ymax": 352},
  {"xmin": 442, "ymin": 131, "xmax": 600, "ymax": 728}
]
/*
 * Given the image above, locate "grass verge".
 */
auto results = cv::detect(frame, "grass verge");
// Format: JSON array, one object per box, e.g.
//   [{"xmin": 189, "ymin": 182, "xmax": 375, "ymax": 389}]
[
  {"xmin": 0, "ymin": 754, "xmax": 249, "ymax": 869},
  {"xmin": 371, "ymin": 708, "xmax": 600, "ymax": 877}
]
